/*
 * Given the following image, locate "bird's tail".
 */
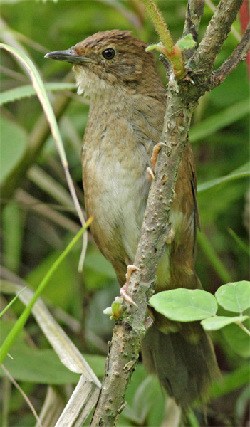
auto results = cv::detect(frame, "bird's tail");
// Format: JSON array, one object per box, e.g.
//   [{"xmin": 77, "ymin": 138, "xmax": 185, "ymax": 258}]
[{"xmin": 142, "ymin": 321, "xmax": 219, "ymax": 409}]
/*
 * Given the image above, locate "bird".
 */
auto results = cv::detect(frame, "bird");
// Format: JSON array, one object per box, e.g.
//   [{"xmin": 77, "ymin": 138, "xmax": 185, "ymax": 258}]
[{"xmin": 45, "ymin": 29, "xmax": 219, "ymax": 409}]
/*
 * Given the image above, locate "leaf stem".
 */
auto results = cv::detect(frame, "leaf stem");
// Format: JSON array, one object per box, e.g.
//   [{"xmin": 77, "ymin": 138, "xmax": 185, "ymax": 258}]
[
  {"xmin": 237, "ymin": 322, "xmax": 250, "ymax": 336},
  {"xmin": 143, "ymin": 0, "xmax": 185, "ymax": 77}
]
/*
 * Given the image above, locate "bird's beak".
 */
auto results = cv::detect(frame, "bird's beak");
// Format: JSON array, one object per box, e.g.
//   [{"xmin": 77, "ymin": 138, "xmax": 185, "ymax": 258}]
[{"xmin": 44, "ymin": 48, "xmax": 91, "ymax": 65}]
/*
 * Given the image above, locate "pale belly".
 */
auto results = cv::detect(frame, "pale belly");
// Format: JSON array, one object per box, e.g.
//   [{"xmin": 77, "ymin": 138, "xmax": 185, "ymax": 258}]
[{"xmin": 82, "ymin": 143, "xmax": 151, "ymax": 269}]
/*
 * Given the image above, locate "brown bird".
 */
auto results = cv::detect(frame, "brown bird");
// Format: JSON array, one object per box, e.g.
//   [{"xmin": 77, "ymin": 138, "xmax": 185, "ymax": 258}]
[{"xmin": 46, "ymin": 30, "xmax": 218, "ymax": 409}]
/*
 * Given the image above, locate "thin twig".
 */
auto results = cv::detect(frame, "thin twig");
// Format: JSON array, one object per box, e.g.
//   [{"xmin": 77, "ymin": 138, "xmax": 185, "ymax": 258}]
[
  {"xmin": 191, "ymin": 0, "xmax": 243, "ymax": 72},
  {"xmin": 183, "ymin": 0, "xmax": 205, "ymax": 40},
  {"xmin": 205, "ymin": 0, "xmax": 241, "ymax": 41},
  {"xmin": 210, "ymin": 23, "xmax": 250, "ymax": 88}
]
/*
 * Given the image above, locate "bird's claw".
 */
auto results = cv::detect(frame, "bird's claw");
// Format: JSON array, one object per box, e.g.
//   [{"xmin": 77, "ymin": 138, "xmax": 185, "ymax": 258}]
[
  {"xmin": 151, "ymin": 142, "xmax": 167, "ymax": 172},
  {"xmin": 120, "ymin": 264, "xmax": 139, "ymax": 306}
]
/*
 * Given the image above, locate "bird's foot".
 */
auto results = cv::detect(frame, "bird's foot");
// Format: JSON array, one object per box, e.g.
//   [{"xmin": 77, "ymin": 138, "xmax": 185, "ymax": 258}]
[
  {"xmin": 120, "ymin": 265, "xmax": 139, "ymax": 306},
  {"xmin": 151, "ymin": 142, "xmax": 167, "ymax": 172},
  {"xmin": 146, "ymin": 166, "xmax": 155, "ymax": 181}
]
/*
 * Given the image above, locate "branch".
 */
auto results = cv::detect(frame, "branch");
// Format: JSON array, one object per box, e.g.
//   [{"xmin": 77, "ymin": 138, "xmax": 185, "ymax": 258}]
[
  {"xmin": 91, "ymin": 85, "xmax": 194, "ymax": 426},
  {"xmin": 210, "ymin": 22, "xmax": 250, "ymax": 88},
  {"xmin": 191, "ymin": 0, "xmax": 243, "ymax": 72},
  {"xmin": 183, "ymin": 0, "xmax": 205, "ymax": 40}
]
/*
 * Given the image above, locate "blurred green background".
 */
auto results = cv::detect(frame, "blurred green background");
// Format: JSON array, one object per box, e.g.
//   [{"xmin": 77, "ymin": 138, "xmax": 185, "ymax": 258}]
[{"xmin": 0, "ymin": 1, "xmax": 249, "ymax": 426}]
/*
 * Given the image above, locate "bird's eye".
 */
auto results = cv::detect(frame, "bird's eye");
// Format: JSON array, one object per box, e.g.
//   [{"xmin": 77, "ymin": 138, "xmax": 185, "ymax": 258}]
[{"xmin": 102, "ymin": 48, "xmax": 115, "ymax": 60}]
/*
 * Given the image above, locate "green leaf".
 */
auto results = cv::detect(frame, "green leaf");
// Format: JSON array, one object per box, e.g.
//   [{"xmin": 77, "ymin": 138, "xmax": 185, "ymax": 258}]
[
  {"xmin": 0, "ymin": 83, "xmax": 75, "ymax": 106},
  {"xmin": 176, "ymin": 34, "xmax": 196, "ymax": 50},
  {"xmin": 0, "ymin": 322, "xmax": 105, "ymax": 384},
  {"xmin": 149, "ymin": 289, "xmax": 217, "ymax": 322},
  {"xmin": 201, "ymin": 315, "xmax": 249, "ymax": 331},
  {"xmin": 0, "ymin": 116, "xmax": 27, "ymax": 184},
  {"xmin": 190, "ymin": 99, "xmax": 249, "ymax": 143},
  {"xmin": 215, "ymin": 281, "xmax": 250, "ymax": 313}
]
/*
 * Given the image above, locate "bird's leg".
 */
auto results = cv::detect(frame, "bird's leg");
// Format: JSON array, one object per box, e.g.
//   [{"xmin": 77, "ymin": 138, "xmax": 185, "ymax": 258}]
[
  {"xmin": 120, "ymin": 264, "xmax": 139, "ymax": 306},
  {"xmin": 147, "ymin": 142, "xmax": 167, "ymax": 182},
  {"xmin": 151, "ymin": 142, "xmax": 167, "ymax": 172}
]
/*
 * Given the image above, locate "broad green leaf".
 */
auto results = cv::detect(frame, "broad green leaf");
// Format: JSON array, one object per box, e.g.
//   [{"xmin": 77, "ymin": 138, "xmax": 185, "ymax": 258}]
[
  {"xmin": 0, "ymin": 83, "xmax": 75, "ymax": 106},
  {"xmin": 198, "ymin": 162, "xmax": 250, "ymax": 193},
  {"xmin": 0, "ymin": 116, "xmax": 27, "ymax": 183},
  {"xmin": 149, "ymin": 289, "xmax": 217, "ymax": 322},
  {"xmin": 215, "ymin": 281, "xmax": 250, "ymax": 313},
  {"xmin": 201, "ymin": 315, "xmax": 249, "ymax": 331},
  {"xmin": 222, "ymin": 319, "xmax": 250, "ymax": 358},
  {"xmin": 190, "ymin": 99, "xmax": 249, "ymax": 143}
]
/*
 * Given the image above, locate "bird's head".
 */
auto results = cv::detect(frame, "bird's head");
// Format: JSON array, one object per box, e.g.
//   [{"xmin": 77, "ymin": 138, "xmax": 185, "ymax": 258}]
[{"xmin": 45, "ymin": 30, "xmax": 164, "ymax": 100}]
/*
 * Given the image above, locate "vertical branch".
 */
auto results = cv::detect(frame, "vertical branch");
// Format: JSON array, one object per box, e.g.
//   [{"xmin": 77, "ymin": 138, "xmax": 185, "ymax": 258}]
[{"xmin": 183, "ymin": 0, "xmax": 205, "ymax": 40}]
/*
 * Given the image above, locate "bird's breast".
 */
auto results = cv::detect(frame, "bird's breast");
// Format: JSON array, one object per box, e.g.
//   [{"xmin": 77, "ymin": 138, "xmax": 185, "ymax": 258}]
[{"xmin": 82, "ymin": 104, "xmax": 158, "ymax": 265}]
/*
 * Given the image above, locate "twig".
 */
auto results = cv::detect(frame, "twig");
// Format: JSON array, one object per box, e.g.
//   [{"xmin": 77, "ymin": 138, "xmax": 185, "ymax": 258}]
[
  {"xmin": 183, "ymin": 0, "xmax": 205, "ymax": 60},
  {"xmin": 210, "ymin": 23, "xmax": 250, "ymax": 88},
  {"xmin": 205, "ymin": 0, "xmax": 241, "ymax": 41},
  {"xmin": 183, "ymin": 0, "xmax": 205, "ymax": 40},
  {"xmin": 191, "ymin": 0, "xmax": 243, "ymax": 72}
]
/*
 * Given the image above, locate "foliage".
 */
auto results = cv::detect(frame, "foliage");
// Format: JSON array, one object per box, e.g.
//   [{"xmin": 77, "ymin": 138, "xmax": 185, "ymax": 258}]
[
  {"xmin": 150, "ymin": 280, "xmax": 250, "ymax": 337},
  {"xmin": 0, "ymin": 1, "xmax": 249, "ymax": 426}
]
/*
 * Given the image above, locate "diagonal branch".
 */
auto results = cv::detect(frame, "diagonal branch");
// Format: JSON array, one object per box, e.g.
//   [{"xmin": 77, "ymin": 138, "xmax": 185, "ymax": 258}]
[
  {"xmin": 210, "ymin": 22, "xmax": 250, "ymax": 88},
  {"xmin": 191, "ymin": 0, "xmax": 243, "ymax": 72}
]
